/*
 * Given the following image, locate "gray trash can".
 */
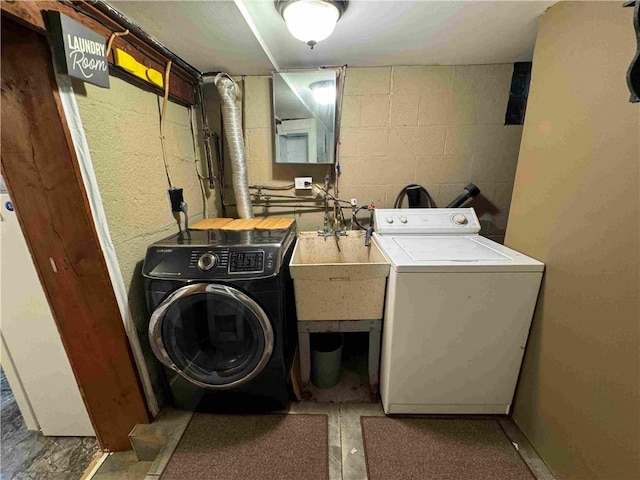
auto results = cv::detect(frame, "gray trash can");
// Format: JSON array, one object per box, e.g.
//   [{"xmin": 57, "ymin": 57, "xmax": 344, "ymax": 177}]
[{"xmin": 311, "ymin": 333, "xmax": 343, "ymax": 389}]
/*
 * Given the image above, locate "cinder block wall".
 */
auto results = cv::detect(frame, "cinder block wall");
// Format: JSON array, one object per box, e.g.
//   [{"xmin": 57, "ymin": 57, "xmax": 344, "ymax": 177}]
[
  {"xmin": 238, "ymin": 65, "xmax": 523, "ymax": 240},
  {"xmin": 74, "ymin": 76, "xmax": 215, "ymax": 404}
]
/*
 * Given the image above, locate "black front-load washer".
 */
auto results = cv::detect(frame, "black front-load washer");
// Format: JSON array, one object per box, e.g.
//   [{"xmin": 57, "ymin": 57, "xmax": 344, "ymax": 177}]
[{"xmin": 142, "ymin": 226, "xmax": 297, "ymax": 412}]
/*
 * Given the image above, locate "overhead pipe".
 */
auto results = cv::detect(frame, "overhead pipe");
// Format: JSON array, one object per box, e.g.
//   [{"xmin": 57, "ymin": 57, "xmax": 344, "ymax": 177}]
[{"xmin": 214, "ymin": 73, "xmax": 253, "ymax": 218}]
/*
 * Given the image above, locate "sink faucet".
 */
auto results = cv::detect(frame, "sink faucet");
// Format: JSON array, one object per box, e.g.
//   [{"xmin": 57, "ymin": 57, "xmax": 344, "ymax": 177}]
[{"xmin": 365, "ymin": 227, "xmax": 373, "ymax": 247}]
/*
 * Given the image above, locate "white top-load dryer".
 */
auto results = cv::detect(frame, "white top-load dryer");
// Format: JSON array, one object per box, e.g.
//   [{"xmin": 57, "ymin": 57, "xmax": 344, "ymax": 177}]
[{"xmin": 373, "ymin": 208, "xmax": 544, "ymax": 415}]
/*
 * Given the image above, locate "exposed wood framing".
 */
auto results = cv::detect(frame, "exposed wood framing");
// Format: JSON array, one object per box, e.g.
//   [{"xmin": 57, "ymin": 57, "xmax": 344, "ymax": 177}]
[
  {"xmin": 1, "ymin": 0, "xmax": 198, "ymax": 105},
  {"xmin": 1, "ymin": 18, "xmax": 150, "ymax": 451}
]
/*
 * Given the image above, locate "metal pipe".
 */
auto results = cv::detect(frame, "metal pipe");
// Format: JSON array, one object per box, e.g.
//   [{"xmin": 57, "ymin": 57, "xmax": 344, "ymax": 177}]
[
  {"xmin": 249, "ymin": 183, "xmax": 296, "ymax": 191},
  {"xmin": 224, "ymin": 202, "xmax": 323, "ymax": 209},
  {"xmin": 214, "ymin": 74, "xmax": 253, "ymax": 218},
  {"xmin": 195, "ymin": 84, "xmax": 216, "ymax": 190},
  {"xmin": 254, "ymin": 194, "xmax": 321, "ymax": 201}
]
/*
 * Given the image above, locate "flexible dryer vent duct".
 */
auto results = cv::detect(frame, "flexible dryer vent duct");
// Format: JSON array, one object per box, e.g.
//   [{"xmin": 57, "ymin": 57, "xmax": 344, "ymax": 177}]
[{"xmin": 214, "ymin": 73, "xmax": 253, "ymax": 218}]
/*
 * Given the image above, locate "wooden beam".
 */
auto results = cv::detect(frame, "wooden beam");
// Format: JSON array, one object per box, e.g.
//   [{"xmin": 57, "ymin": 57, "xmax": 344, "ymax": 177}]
[
  {"xmin": 1, "ymin": 18, "xmax": 149, "ymax": 451},
  {"xmin": 1, "ymin": 0, "xmax": 198, "ymax": 105}
]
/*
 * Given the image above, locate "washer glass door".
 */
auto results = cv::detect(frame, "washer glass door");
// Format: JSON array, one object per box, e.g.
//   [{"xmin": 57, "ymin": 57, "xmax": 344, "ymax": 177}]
[{"xmin": 149, "ymin": 283, "xmax": 274, "ymax": 389}]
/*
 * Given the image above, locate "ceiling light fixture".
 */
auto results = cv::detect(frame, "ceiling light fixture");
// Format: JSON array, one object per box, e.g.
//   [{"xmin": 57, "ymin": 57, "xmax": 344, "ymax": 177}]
[
  {"xmin": 275, "ymin": 0, "xmax": 348, "ymax": 50},
  {"xmin": 310, "ymin": 80, "xmax": 336, "ymax": 105}
]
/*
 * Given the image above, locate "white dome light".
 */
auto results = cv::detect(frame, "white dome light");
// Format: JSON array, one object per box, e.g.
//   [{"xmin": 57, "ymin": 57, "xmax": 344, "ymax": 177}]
[
  {"xmin": 279, "ymin": 0, "xmax": 346, "ymax": 49},
  {"xmin": 311, "ymin": 81, "xmax": 336, "ymax": 105}
]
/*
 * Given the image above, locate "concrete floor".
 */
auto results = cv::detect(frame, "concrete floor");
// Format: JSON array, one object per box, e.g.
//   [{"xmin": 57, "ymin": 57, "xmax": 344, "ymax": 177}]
[
  {"xmin": 2, "ymin": 345, "xmax": 555, "ymax": 480},
  {"xmin": 87, "ymin": 344, "xmax": 556, "ymax": 480},
  {"xmin": 88, "ymin": 401, "xmax": 556, "ymax": 480}
]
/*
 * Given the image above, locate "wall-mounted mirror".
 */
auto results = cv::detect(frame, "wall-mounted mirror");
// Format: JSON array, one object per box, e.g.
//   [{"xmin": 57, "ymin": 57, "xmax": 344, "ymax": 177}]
[{"xmin": 273, "ymin": 70, "xmax": 338, "ymax": 164}]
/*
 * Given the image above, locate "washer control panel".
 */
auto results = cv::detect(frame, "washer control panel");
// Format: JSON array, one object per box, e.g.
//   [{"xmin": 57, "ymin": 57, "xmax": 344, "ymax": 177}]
[
  {"xmin": 146, "ymin": 245, "xmax": 281, "ymax": 279},
  {"xmin": 374, "ymin": 208, "xmax": 481, "ymax": 235},
  {"xmin": 229, "ymin": 250, "xmax": 264, "ymax": 274},
  {"xmin": 197, "ymin": 252, "xmax": 218, "ymax": 271}
]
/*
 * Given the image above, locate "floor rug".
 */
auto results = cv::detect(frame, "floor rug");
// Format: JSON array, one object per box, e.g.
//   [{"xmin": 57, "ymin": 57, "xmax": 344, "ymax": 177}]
[
  {"xmin": 160, "ymin": 413, "xmax": 328, "ymax": 480},
  {"xmin": 361, "ymin": 416, "xmax": 535, "ymax": 480}
]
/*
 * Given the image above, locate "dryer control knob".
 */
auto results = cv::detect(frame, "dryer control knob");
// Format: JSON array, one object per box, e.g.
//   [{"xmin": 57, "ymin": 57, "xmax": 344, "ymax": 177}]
[
  {"xmin": 197, "ymin": 252, "xmax": 218, "ymax": 271},
  {"xmin": 452, "ymin": 214, "xmax": 468, "ymax": 225},
  {"xmin": 386, "ymin": 217, "xmax": 394, "ymax": 224},
  {"xmin": 399, "ymin": 216, "xmax": 408, "ymax": 224}
]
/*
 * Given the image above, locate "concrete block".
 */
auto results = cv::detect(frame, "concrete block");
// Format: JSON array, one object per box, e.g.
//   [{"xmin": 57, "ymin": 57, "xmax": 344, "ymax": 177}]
[
  {"xmin": 245, "ymin": 76, "xmax": 272, "ymax": 129},
  {"xmin": 470, "ymin": 150, "xmax": 519, "ymax": 184},
  {"xmin": 478, "ymin": 87, "xmax": 509, "ymax": 124},
  {"xmin": 246, "ymin": 128, "xmax": 274, "ymax": 184},
  {"xmin": 293, "ymin": 211, "xmax": 325, "ymax": 232},
  {"xmin": 388, "ymin": 127, "xmax": 417, "ymax": 163},
  {"xmin": 415, "ymin": 154, "xmax": 470, "ymax": 184},
  {"xmin": 344, "ymin": 67, "xmax": 391, "ymax": 96},
  {"xmin": 77, "ymin": 74, "xmax": 209, "ymax": 306},
  {"xmin": 503, "ymin": 125, "xmax": 525, "ymax": 156},
  {"xmin": 81, "ymin": 76, "xmax": 155, "ymax": 117},
  {"xmin": 390, "ymin": 95, "xmax": 419, "ymax": 126},
  {"xmin": 361, "ymin": 95, "xmax": 390, "ymax": 127},
  {"xmin": 418, "ymin": 91, "xmax": 454, "ymax": 126},
  {"xmin": 337, "ymin": 185, "xmax": 386, "ymax": 209},
  {"xmin": 494, "ymin": 182, "xmax": 515, "ymax": 210},
  {"xmin": 445, "ymin": 123, "xmax": 510, "ymax": 157},
  {"xmin": 339, "ymin": 155, "xmax": 413, "ymax": 187},
  {"xmin": 341, "ymin": 95, "xmax": 361, "ymax": 127},
  {"xmin": 339, "ymin": 127, "xmax": 389, "ymax": 157},
  {"xmin": 394, "ymin": 125, "xmax": 446, "ymax": 157},
  {"xmin": 452, "ymin": 65, "xmax": 487, "ymax": 98},
  {"xmin": 444, "ymin": 125, "xmax": 472, "ymax": 156},
  {"xmin": 165, "ymin": 100, "xmax": 192, "ymax": 126},
  {"xmin": 483, "ymin": 64, "xmax": 514, "ymax": 94},
  {"xmin": 247, "ymin": 128, "xmax": 273, "ymax": 172},
  {"xmin": 448, "ymin": 90, "xmax": 480, "ymax": 125},
  {"xmin": 393, "ymin": 66, "xmax": 453, "ymax": 97}
]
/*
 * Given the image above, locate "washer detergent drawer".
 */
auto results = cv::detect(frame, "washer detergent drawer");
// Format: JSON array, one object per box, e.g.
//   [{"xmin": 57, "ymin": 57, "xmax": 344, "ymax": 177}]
[{"xmin": 149, "ymin": 283, "xmax": 274, "ymax": 390}]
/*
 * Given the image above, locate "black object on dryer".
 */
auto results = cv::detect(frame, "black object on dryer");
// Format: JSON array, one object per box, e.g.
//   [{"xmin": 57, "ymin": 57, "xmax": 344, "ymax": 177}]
[
  {"xmin": 142, "ymin": 227, "xmax": 297, "ymax": 412},
  {"xmin": 446, "ymin": 183, "xmax": 481, "ymax": 208}
]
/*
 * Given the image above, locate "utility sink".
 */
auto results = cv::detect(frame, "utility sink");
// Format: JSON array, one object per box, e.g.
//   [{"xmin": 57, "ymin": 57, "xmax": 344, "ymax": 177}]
[{"xmin": 289, "ymin": 231, "xmax": 390, "ymax": 321}]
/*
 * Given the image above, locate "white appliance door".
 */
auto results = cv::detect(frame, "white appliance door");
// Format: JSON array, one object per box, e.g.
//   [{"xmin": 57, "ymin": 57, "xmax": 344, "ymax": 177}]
[{"xmin": 0, "ymin": 193, "xmax": 94, "ymax": 436}]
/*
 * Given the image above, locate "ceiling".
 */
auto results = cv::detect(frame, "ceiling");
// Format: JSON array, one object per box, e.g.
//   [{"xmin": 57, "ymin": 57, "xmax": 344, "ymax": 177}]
[{"xmin": 108, "ymin": 0, "xmax": 556, "ymax": 75}]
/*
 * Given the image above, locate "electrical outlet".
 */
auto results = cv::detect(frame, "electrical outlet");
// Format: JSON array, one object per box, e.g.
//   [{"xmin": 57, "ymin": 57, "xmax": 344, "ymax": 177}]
[{"xmin": 295, "ymin": 177, "xmax": 313, "ymax": 190}]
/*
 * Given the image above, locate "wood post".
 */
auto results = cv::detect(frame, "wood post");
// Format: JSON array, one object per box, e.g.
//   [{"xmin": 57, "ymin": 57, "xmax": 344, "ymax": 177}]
[{"xmin": 1, "ymin": 18, "xmax": 149, "ymax": 451}]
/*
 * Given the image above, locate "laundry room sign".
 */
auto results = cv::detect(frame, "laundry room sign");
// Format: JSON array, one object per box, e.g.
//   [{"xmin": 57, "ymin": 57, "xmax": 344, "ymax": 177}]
[{"xmin": 45, "ymin": 11, "xmax": 110, "ymax": 88}]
